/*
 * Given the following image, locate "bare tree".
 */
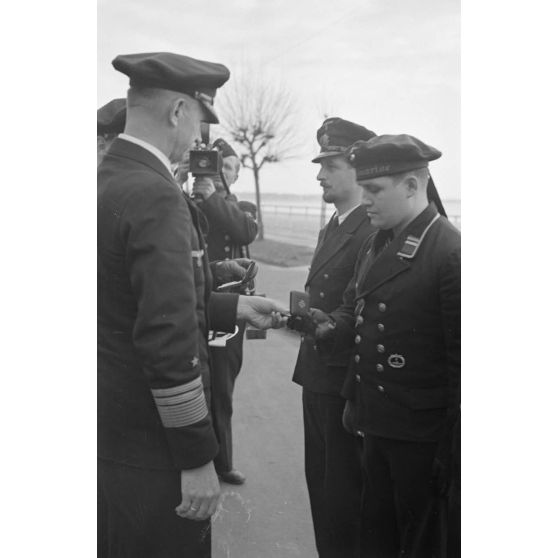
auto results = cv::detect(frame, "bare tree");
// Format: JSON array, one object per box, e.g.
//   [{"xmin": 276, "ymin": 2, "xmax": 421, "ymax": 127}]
[{"xmin": 216, "ymin": 69, "xmax": 299, "ymax": 240}]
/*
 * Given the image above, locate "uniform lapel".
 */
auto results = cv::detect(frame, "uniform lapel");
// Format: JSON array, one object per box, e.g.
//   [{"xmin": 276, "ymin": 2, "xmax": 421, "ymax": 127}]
[
  {"xmin": 307, "ymin": 206, "xmax": 368, "ymax": 284},
  {"xmin": 356, "ymin": 203, "xmax": 439, "ymax": 298}
]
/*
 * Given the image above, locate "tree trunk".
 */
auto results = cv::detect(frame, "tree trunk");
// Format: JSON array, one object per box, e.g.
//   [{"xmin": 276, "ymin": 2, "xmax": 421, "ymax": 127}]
[{"xmin": 253, "ymin": 166, "xmax": 264, "ymax": 240}]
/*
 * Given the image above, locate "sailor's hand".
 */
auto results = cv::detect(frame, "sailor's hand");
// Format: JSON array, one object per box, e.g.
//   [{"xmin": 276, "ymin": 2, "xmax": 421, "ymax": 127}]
[
  {"xmin": 309, "ymin": 308, "xmax": 336, "ymax": 340},
  {"xmin": 342, "ymin": 400, "xmax": 357, "ymax": 435},
  {"xmin": 237, "ymin": 296, "xmax": 289, "ymax": 329}
]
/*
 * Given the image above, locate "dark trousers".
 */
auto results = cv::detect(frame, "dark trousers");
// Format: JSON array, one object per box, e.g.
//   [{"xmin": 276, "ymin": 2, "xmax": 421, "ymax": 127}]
[
  {"xmin": 360, "ymin": 435, "xmax": 438, "ymax": 558},
  {"xmin": 302, "ymin": 389, "xmax": 363, "ymax": 558},
  {"xmin": 210, "ymin": 324, "xmax": 244, "ymax": 473},
  {"xmin": 98, "ymin": 459, "xmax": 211, "ymax": 558}
]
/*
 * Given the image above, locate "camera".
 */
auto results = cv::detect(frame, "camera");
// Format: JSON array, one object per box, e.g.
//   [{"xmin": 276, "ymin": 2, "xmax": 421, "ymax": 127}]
[{"xmin": 189, "ymin": 146, "xmax": 223, "ymax": 177}]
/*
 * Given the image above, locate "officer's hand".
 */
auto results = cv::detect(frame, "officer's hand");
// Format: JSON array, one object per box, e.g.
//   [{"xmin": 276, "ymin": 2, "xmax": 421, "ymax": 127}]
[
  {"xmin": 342, "ymin": 400, "xmax": 357, "ymax": 435},
  {"xmin": 237, "ymin": 296, "xmax": 289, "ymax": 329},
  {"xmin": 309, "ymin": 308, "xmax": 336, "ymax": 340},
  {"xmin": 176, "ymin": 461, "xmax": 220, "ymax": 521},
  {"xmin": 192, "ymin": 176, "xmax": 216, "ymax": 200},
  {"xmin": 214, "ymin": 259, "xmax": 255, "ymax": 285}
]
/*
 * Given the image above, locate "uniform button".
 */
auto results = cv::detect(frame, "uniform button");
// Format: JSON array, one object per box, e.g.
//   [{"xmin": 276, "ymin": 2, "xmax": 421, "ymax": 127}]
[
  {"xmin": 356, "ymin": 316, "xmax": 364, "ymax": 325},
  {"xmin": 319, "ymin": 292, "xmax": 325, "ymax": 298},
  {"xmin": 377, "ymin": 323, "xmax": 385, "ymax": 332},
  {"xmin": 378, "ymin": 303, "xmax": 386, "ymax": 312},
  {"xmin": 313, "ymin": 344, "xmax": 317, "ymax": 351},
  {"xmin": 376, "ymin": 364, "xmax": 384, "ymax": 372},
  {"xmin": 224, "ymin": 246, "xmax": 230, "ymax": 252},
  {"xmin": 354, "ymin": 354, "xmax": 360, "ymax": 363},
  {"xmin": 377, "ymin": 344, "xmax": 385, "ymax": 353},
  {"xmin": 323, "ymin": 274, "xmax": 329, "ymax": 279},
  {"xmin": 377, "ymin": 385, "xmax": 385, "ymax": 393},
  {"xmin": 355, "ymin": 374, "xmax": 361, "ymax": 382},
  {"xmin": 356, "ymin": 430, "xmax": 365, "ymax": 438},
  {"xmin": 355, "ymin": 335, "xmax": 361, "ymax": 344}
]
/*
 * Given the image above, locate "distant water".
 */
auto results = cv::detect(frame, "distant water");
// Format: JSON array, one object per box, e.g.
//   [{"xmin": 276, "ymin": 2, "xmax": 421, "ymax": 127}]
[
  {"xmin": 234, "ymin": 191, "xmax": 461, "ymax": 217},
  {"xmin": 234, "ymin": 191, "xmax": 461, "ymax": 248}
]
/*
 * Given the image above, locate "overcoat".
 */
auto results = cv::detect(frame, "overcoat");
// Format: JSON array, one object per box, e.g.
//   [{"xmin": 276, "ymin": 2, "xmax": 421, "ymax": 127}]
[
  {"xmin": 331, "ymin": 202, "xmax": 460, "ymax": 441},
  {"xmin": 198, "ymin": 192, "xmax": 257, "ymax": 260},
  {"xmin": 292, "ymin": 205, "xmax": 376, "ymax": 394},
  {"xmin": 98, "ymin": 138, "xmax": 238, "ymax": 471}
]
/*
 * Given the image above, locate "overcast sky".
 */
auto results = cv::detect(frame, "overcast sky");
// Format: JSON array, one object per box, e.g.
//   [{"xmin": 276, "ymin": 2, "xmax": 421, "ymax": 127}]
[{"xmin": 98, "ymin": 0, "xmax": 460, "ymax": 199}]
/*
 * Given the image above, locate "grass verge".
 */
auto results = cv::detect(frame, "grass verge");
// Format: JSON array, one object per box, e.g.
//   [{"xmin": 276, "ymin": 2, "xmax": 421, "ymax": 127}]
[{"xmin": 248, "ymin": 238, "xmax": 314, "ymax": 267}]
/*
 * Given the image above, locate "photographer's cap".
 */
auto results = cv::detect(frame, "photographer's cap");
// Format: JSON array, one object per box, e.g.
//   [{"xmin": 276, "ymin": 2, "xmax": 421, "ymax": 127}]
[
  {"xmin": 112, "ymin": 52, "xmax": 230, "ymax": 124},
  {"xmin": 212, "ymin": 138, "xmax": 238, "ymax": 159},
  {"xmin": 312, "ymin": 117, "xmax": 376, "ymax": 163},
  {"xmin": 348, "ymin": 134, "xmax": 441, "ymax": 181},
  {"xmin": 97, "ymin": 98, "xmax": 126, "ymax": 135}
]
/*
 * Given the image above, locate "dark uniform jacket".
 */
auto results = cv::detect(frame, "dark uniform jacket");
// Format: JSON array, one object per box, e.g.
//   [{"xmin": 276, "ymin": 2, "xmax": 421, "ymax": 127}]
[
  {"xmin": 292, "ymin": 205, "xmax": 376, "ymax": 395},
  {"xmin": 98, "ymin": 138, "xmax": 238, "ymax": 471},
  {"xmin": 331, "ymin": 202, "xmax": 460, "ymax": 441},
  {"xmin": 198, "ymin": 192, "xmax": 258, "ymax": 261}
]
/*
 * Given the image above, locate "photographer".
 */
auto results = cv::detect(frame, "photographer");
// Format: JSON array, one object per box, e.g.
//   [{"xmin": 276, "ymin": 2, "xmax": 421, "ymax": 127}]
[
  {"xmin": 97, "ymin": 98, "xmax": 126, "ymax": 166},
  {"xmin": 192, "ymin": 138, "xmax": 258, "ymax": 485}
]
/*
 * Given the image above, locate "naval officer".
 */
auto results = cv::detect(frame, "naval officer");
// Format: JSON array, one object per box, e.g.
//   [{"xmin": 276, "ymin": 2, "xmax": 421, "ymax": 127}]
[
  {"xmin": 292, "ymin": 117, "xmax": 376, "ymax": 557},
  {"xmin": 98, "ymin": 51, "xmax": 286, "ymax": 558}
]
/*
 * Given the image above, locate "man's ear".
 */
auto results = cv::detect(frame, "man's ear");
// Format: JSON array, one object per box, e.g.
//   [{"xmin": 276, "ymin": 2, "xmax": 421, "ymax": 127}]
[
  {"xmin": 404, "ymin": 175, "xmax": 419, "ymax": 198},
  {"xmin": 169, "ymin": 97, "xmax": 186, "ymax": 126}
]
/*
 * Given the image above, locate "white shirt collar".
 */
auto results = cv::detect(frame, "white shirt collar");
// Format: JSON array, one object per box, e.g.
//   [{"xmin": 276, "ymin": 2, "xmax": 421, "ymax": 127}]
[
  {"xmin": 118, "ymin": 133, "xmax": 174, "ymax": 177},
  {"xmin": 334, "ymin": 204, "xmax": 361, "ymax": 225}
]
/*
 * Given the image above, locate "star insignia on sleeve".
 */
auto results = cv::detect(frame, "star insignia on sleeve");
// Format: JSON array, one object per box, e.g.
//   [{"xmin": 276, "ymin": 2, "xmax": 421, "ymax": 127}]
[{"xmin": 190, "ymin": 356, "xmax": 199, "ymax": 367}]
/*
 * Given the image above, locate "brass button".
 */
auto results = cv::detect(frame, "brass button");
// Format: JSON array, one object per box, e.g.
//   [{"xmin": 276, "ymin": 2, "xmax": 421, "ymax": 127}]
[
  {"xmin": 377, "ymin": 344, "xmax": 385, "ymax": 353},
  {"xmin": 319, "ymin": 292, "xmax": 325, "ymax": 298},
  {"xmin": 354, "ymin": 354, "xmax": 360, "ymax": 363},
  {"xmin": 377, "ymin": 323, "xmax": 385, "ymax": 332},
  {"xmin": 355, "ymin": 374, "xmax": 361, "ymax": 382},
  {"xmin": 356, "ymin": 316, "xmax": 364, "ymax": 325},
  {"xmin": 378, "ymin": 303, "xmax": 386, "ymax": 312},
  {"xmin": 376, "ymin": 364, "xmax": 384, "ymax": 372},
  {"xmin": 377, "ymin": 385, "xmax": 385, "ymax": 393},
  {"xmin": 224, "ymin": 246, "xmax": 230, "ymax": 252},
  {"xmin": 324, "ymin": 274, "xmax": 329, "ymax": 279},
  {"xmin": 356, "ymin": 430, "xmax": 365, "ymax": 438},
  {"xmin": 313, "ymin": 344, "xmax": 317, "ymax": 351},
  {"xmin": 355, "ymin": 335, "xmax": 361, "ymax": 344}
]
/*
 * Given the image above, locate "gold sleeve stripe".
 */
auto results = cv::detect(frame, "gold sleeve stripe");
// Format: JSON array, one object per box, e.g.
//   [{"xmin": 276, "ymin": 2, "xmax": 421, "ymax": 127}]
[
  {"xmin": 151, "ymin": 376, "xmax": 202, "ymax": 398},
  {"xmin": 156, "ymin": 395, "xmax": 207, "ymax": 428},
  {"xmin": 151, "ymin": 376, "xmax": 208, "ymax": 428}
]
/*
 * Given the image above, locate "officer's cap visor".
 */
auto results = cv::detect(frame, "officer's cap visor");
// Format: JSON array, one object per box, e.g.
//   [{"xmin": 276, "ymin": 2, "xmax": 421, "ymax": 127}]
[{"xmin": 311, "ymin": 150, "xmax": 346, "ymax": 163}]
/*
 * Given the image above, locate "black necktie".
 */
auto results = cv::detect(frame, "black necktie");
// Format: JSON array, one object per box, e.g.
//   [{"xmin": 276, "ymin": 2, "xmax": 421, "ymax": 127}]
[{"xmin": 324, "ymin": 215, "xmax": 339, "ymax": 241}]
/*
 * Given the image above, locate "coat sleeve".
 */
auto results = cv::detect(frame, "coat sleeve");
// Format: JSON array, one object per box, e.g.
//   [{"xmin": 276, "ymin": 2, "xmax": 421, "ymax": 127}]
[
  {"xmin": 208, "ymin": 292, "xmax": 239, "ymax": 332},
  {"xmin": 199, "ymin": 192, "xmax": 258, "ymax": 245},
  {"xmin": 440, "ymin": 245, "xmax": 461, "ymax": 413},
  {"xmin": 122, "ymin": 183, "xmax": 218, "ymax": 470}
]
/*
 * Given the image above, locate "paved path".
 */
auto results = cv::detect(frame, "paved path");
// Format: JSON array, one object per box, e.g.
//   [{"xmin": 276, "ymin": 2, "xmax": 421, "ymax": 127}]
[{"xmin": 213, "ymin": 263, "xmax": 318, "ymax": 558}]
